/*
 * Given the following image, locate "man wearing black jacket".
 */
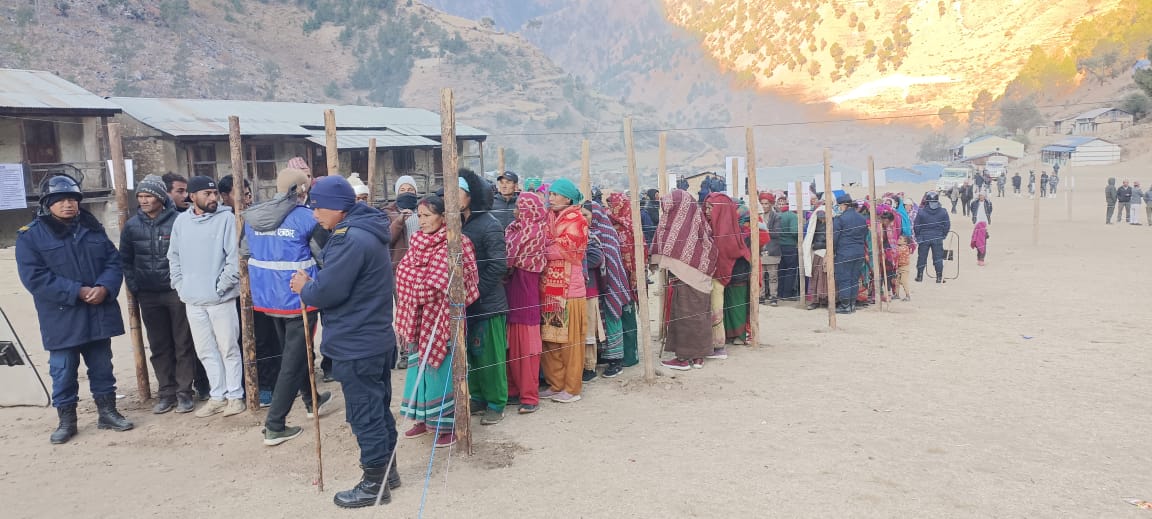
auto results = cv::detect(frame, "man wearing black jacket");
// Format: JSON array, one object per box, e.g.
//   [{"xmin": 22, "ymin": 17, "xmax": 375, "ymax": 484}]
[
  {"xmin": 914, "ymin": 192, "xmax": 952, "ymax": 283},
  {"xmin": 1116, "ymin": 179, "xmax": 1133, "ymax": 223},
  {"xmin": 121, "ymin": 175, "xmax": 198, "ymax": 414}
]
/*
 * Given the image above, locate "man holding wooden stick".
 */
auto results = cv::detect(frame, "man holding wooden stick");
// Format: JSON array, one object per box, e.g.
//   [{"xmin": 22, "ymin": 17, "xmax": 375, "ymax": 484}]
[
  {"xmin": 242, "ymin": 167, "xmax": 332, "ymax": 446},
  {"xmin": 289, "ymin": 175, "xmax": 400, "ymax": 509}
]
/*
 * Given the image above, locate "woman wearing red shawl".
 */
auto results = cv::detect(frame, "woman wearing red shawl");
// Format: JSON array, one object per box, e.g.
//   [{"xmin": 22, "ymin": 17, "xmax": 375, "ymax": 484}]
[
  {"xmin": 653, "ymin": 189, "xmax": 718, "ymax": 370},
  {"xmin": 398, "ymin": 196, "xmax": 479, "ymax": 448},
  {"xmin": 540, "ymin": 178, "xmax": 588, "ymax": 403},
  {"xmin": 704, "ymin": 193, "xmax": 751, "ymax": 355},
  {"xmin": 606, "ymin": 192, "xmax": 641, "ymax": 367},
  {"xmin": 504, "ymin": 192, "xmax": 548, "ymax": 413}
]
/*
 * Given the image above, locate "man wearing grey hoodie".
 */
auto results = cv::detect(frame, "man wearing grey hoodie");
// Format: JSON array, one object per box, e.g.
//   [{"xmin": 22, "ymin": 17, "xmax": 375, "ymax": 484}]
[{"xmin": 168, "ymin": 176, "xmax": 245, "ymax": 418}]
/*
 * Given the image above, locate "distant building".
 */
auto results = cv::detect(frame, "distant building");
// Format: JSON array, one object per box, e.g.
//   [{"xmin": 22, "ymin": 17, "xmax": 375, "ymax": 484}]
[
  {"xmin": 949, "ymin": 135, "xmax": 1024, "ymax": 162},
  {"xmin": 958, "ymin": 151, "xmax": 1015, "ymax": 169},
  {"xmin": 0, "ymin": 68, "xmax": 122, "ymax": 246},
  {"xmin": 1040, "ymin": 137, "xmax": 1121, "ymax": 167},
  {"xmin": 111, "ymin": 97, "xmax": 488, "ymax": 202},
  {"xmin": 1053, "ymin": 107, "xmax": 1134, "ymax": 136}
]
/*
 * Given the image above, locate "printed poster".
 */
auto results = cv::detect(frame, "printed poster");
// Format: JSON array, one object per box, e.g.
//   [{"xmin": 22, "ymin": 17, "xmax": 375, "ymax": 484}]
[{"xmin": 0, "ymin": 163, "xmax": 27, "ymax": 210}]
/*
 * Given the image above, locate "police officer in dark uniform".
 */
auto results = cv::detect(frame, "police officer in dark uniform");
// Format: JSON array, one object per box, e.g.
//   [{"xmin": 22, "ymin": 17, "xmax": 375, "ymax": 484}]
[
  {"xmin": 15, "ymin": 174, "xmax": 133, "ymax": 444},
  {"xmin": 831, "ymin": 193, "xmax": 868, "ymax": 314}
]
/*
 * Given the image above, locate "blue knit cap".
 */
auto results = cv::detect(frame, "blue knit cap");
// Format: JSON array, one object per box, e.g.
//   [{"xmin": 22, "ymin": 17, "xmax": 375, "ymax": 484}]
[{"xmin": 309, "ymin": 175, "xmax": 355, "ymax": 211}]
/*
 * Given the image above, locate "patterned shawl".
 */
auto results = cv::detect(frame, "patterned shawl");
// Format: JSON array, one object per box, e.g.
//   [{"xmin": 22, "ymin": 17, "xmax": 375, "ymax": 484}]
[
  {"xmin": 394, "ymin": 226, "xmax": 479, "ymax": 369},
  {"xmin": 704, "ymin": 192, "xmax": 751, "ymax": 286},
  {"xmin": 606, "ymin": 192, "xmax": 639, "ymax": 288},
  {"xmin": 543, "ymin": 204, "xmax": 587, "ymax": 313},
  {"xmin": 652, "ymin": 189, "xmax": 717, "ymax": 283},
  {"xmin": 587, "ymin": 202, "xmax": 632, "ymax": 319},
  {"xmin": 505, "ymin": 192, "xmax": 548, "ymax": 273}
]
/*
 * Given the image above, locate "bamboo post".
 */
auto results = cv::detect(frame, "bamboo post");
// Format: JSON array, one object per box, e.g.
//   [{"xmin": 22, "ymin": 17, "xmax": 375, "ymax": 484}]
[
  {"xmin": 655, "ymin": 132, "xmax": 668, "ymax": 341},
  {"xmin": 624, "ymin": 117, "xmax": 655, "ymax": 383},
  {"xmin": 299, "ymin": 300, "xmax": 324, "ymax": 491},
  {"xmin": 441, "ymin": 89, "xmax": 472, "ymax": 455},
  {"xmin": 1032, "ymin": 170, "xmax": 1041, "ymax": 245},
  {"xmin": 367, "ymin": 137, "xmax": 377, "ymax": 204},
  {"xmin": 866, "ymin": 157, "xmax": 883, "ymax": 310},
  {"xmin": 795, "ymin": 181, "xmax": 806, "ymax": 309},
  {"xmin": 744, "ymin": 128, "xmax": 761, "ymax": 347},
  {"xmin": 497, "ymin": 147, "xmax": 505, "ymax": 175},
  {"xmin": 580, "ymin": 140, "xmax": 591, "ymax": 201},
  {"xmin": 109, "ymin": 123, "xmax": 151, "ymax": 403},
  {"xmin": 324, "ymin": 109, "xmax": 339, "ymax": 176},
  {"xmin": 822, "ymin": 149, "xmax": 837, "ymax": 329},
  {"xmin": 227, "ymin": 117, "xmax": 260, "ymax": 412}
]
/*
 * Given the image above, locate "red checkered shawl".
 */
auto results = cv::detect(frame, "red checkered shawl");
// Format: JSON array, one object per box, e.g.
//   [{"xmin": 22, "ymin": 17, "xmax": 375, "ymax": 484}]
[
  {"xmin": 542, "ymin": 205, "xmax": 587, "ymax": 313},
  {"xmin": 394, "ymin": 226, "xmax": 479, "ymax": 369}
]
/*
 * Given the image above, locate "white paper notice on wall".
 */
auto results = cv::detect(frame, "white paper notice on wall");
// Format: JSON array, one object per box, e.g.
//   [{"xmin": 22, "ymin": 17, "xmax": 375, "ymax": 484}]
[
  {"xmin": 0, "ymin": 164, "xmax": 28, "ymax": 210},
  {"xmin": 106, "ymin": 159, "xmax": 135, "ymax": 190},
  {"xmin": 786, "ymin": 181, "xmax": 813, "ymax": 211}
]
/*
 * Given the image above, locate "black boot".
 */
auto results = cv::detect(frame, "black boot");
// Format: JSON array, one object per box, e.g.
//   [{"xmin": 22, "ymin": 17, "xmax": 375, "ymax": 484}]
[
  {"xmin": 50, "ymin": 404, "xmax": 78, "ymax": 444},
  {"xmin": 95, "ymin": 394, "xmax": 134, "ymax": 431},
  {"xmin": 915, "ymin": 268, "xmax": 924, "ymax": 282},
  {"xmin": 334, "ymin": 465, "xmax": 396, "ymax": 508}
]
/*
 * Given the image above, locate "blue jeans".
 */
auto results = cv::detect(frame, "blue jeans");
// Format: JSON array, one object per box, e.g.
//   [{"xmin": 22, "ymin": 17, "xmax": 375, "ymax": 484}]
[
  {"xmin": 49, "ymin": 339, "xmax": 117, "ymax": 408},
  {"xmin": 333, "ymin": 352, "xmax": 398, "ymax": 467}
]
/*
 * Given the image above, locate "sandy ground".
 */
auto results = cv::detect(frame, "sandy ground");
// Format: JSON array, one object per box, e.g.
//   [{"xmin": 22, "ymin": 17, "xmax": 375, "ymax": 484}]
[{"xmin": 2, "ymin": 161, "xmax": 1151, "ymax": 518}]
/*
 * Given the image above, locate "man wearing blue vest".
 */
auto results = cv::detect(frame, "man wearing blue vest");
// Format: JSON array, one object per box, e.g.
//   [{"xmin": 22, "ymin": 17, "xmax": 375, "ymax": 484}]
[{"xmin": 243, "ymin": 167, "xmax": 332, "ymax": 446}]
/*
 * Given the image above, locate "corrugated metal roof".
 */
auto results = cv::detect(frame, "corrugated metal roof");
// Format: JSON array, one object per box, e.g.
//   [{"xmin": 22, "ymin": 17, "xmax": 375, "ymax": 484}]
[
  {"xmin": 110, "ymin": 97, "xmax": 487, "ymax": 139},
  {"xmin": 1073, "ymin": 107, "xmax": 1120, "ymax": 120},
  {"xmin": 0, "ymin": 69, "xmax": 121, "ymax": 112},
  {"xmin": 304, "ymin": 130, "xmax": 440, "ymax": 149}
]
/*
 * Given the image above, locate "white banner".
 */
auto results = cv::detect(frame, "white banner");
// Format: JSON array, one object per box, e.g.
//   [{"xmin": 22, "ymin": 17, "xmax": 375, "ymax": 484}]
[
  {"xmin": 0, "ymin": 163, "xmax": 27, "ymax": 210},
  {"xmin": 107, "ymin": 159, "xmax": 135, "ymax": 190},
  {"xmin": 786, "ymin": 181, "xmax": 813, "ymax": 211}
]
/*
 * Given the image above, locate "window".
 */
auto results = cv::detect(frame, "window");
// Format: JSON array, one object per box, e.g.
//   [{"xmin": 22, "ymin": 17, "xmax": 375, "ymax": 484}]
[
  {"xmin": 393, "ymin": 149, "xmax": 415, "ymax": 173},
  {"xmin": 23, "ymin": 120, "xmax": 60, "ymax": 164},
  {"xmin": 433, "ymin": 150, "xmax": 443, "ymax": 174},
  {"xmin": 191, "ymin": 144, "xmax": 217, "ymax": 178},
  {"xmin": 246, "ymin": 144, "xmax": 277, "ymax": 181}
]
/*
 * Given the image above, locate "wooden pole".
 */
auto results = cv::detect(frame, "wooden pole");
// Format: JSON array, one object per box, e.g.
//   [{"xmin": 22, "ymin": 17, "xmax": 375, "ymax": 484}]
[
  {"xmin": 795, "ymin": 181, "xmax": 806, "ymax": 310},
  {"xmin": 1032, "ymin": 170, "xmax": 1041, "ymax": 245},
  {"xmin": 367, "ymin": 137, "xmax": 377, "ymax": 205},
  {"xmin": 866, "ymin": 157, "xmax": 883, "ymax": 310},
  {"xmin": 299, "ymin": 299, "xmax": 324, "ymax": 492},
  {"xmin": 497, "ymin": 147, "xmax": 505, "ymax": 174},
  {"xmin": 229, "ymin": 116, "xmax": 260, "ymax": 412},
  {"xmin": 655, "ymin": 132, "xmax": 668, "ymax": 342},
  {"xmin": 744, "ymin": 128, "xmax": 761, "ymax": 347},
  {"xmin": 580, "ymin": 140, "xmax": 591, "ymax": 201},
  {"xmin": 109, "ymin": 122, "xmax": 151, "ymax": 403},
  {"xmin": 822, "ymin": 148, "xmax": 837, "ymax": 329},
  {"xmin": 441, "ymin": 89, "xmax": 472, "ymax": 455},
  {"xmin": 324, "ymin": 109, "xmax": 339, "ymax": 176},
  {"xmin": 624, "ymin": 117, "xmax": 655, "ymax": 383}
]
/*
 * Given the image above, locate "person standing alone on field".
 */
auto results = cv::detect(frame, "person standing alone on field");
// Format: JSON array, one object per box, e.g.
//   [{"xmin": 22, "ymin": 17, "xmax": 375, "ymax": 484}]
[
  {"xmin": 168, "ymin": 176, "xmax": 245, "ymax": 418},
  {"xmin": 16, "ymin": 174, "xmax": 133, "ymax": 444},
  {"xmin": 1105, "ymin": 177, "xmax": 1118, "ymax": 224},
  {"xmin": 121, "ymin": 175, "xmax": 198, "ymax": 415},
  {"xmin": 1012, "ymin": 172, "xmax": 1022, "ymax": 196}
]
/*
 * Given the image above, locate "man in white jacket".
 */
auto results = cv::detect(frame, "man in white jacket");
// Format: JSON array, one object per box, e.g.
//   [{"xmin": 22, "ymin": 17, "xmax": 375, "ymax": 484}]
[{"xmin": 168, "ymin": 176, "xmax": 245, "ymax": 418}]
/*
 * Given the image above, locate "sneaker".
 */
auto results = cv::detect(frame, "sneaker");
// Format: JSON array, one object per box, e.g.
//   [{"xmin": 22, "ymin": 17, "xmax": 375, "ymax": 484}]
[
  {"xmin": 691, "ymin": 358, "xmax": 704, "ymax": 369},
  {"xmin": 506, "ymin": 396, "xmax": 521, "ymax": 406},
  {"xmin": 481, "ymin": 408, "xmax": 504, "ymax": 426},
  {"xmin": 601, "ymin": 363, "xmax": 623, "ymax": 378},
  {"xmin": 539, "ymin": 387, "xmax": 560, "ymax": 399},
  {"xmin": 152, "ymin": 396, "xmax": 176, "ymax": 415},
  {"xmin": 518, "ymin": 404, "xmax": 539, "ymax": 414},
  {"xmin": 581, "ymin": 369, "xmax": 598, "ymax": 382},
  {"xmin": 551, "ymin": 391, "xmax": 581, "ymax": 403},
  {"xmin": 769, "ymin": 298, "xmax": 778, "ymax": 307},
  {"xmin": 435, "ymin": 432, "xmax": 457, "ymax": 448},
  {"xmin": 175, "ymin": 393, "xmax": 195, "ymax": 414},
  {"xmin": 396, "ymin": 355, "xmax": 408, "ymax": 370},
  {"xmin": 264, "ymin": 425, "xmax": 303, "ymax": 446},
  {"xmin": 222, "ymin": 398, "xmax": 246, "ymax": 417},
  {"xmin": 706, "ymin": 349, "xmax": 728, "ymax": 360},
  {"xmin": 404, "ymin": 423, "xmax": 430, "ymax": 439},
  {"xmin": 470, "ymin": 399, "xmax": 486, "ymax": 415},
  {"xmin": 321, "ymin": 371, "xmax": 334, "ymax": 383},
  {"xmin": 195, "ymin": 399, "xmax": 227, "ymax": 418},
  {"xmin": 305, "ymin": 391, "xmax": 333, "ymax": 419},
  {"xmin": 193, "ymin": 387, "xmax": 211, "ymax": 401},
  {"xmin": 661, "ymin": 358, "xmax": 691, "ymax": 371},
  {"xmin": 258, "ymin": 389, "xmax": 273, "ymax": 408}
]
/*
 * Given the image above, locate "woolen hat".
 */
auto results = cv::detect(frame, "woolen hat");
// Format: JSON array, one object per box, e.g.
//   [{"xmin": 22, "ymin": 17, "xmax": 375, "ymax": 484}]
[
  {"xmin": 287, "ymin": 156, "xmax": 310, "ymax": 172},
  {"xmin": 276, "ymin": 168, "xmax": 310, "ymax": 194},
  {"xmin": 309, "ymin": 175, "xmax": 355, "ymax": 211},
  {"xmin": 548, "ymin": 177, "xmax": 582, "ymax": 204},
  {"xmin": 136, "ymin": 174, "xmax": 168, "ymax": 201},
  {"xmin": 187, "ymin": 175, "xmax": 216, "ymax": 194}
]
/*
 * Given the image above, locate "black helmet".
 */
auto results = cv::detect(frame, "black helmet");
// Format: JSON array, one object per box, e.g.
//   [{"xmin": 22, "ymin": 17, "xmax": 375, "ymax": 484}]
[
  {"xmin": 923, "ymin": 191, "xmax": 939, "ymax": 202},
  {"xmin": 39, "ymin": 174, "xmax": 83, "ymax": 211},
  {"xmin": 591, "ymin": 185, "xmax": 603, "ymax": 203}
]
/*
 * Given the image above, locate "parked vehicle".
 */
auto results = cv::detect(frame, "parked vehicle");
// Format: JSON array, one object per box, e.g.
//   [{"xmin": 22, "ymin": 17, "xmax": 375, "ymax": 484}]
[
  {"xmin": 936, "ymin": 166, "xmax": 971, "ymax": 191},
  {"xmin": 984, "ymin": 156, "xmax": 1009, "ymax": 179}
]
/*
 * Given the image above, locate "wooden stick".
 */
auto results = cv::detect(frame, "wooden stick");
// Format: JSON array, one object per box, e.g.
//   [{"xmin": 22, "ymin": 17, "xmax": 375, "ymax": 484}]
[
  {"xmin": 866, "ymin": 157, "xmax": 883, "ymax": 310},
  {"xmin": 822, "ymin": 149, "xmax": 837, "ymax": 329},
  {"xmin": 498, "ymin": 147, "xmax": 505, "ymax": 175},
  {"xmin": 228, "ymin": 116, "xmax": 261, "ymax": 412},
  {"xmin": 367, "ymin": 137, "xmax": 377, "ymax": 205},
  {"xmin": 324, "ymin": 109, "xmax": 339, "ymax": 176},
  {"xmin": 299, "ymin": 298, "xmax": 324, "ymax": 492},
  {"xmin": 744, "ymin": 128, "xmax": 761, "ymax": 347},
  {"xmin": 655, "ymin": 133, "xmax": 668, "ymax": 342},
  {"xmin": 795, "ymin": 181, "xmax": 806, "ymax": 310},
  {"xmin": 624, "ymin": 117, "xmax": 655, "ymax": 383},
  {"xmin": 441, "ymin": 89, "xmax": 472, "ymax": 455},
  {"xmin": 109, "ymin": 122, "xmax": 151, "ymax": 403},
  {"xmin": 580, "ymin": 140, "xmax": 591, "ymax": 202}
]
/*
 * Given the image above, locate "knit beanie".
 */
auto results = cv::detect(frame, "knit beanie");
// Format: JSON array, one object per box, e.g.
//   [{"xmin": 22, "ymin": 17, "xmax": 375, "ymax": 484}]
[
  {"xmin": 287, "ymin": 156, "xmax": 310, "ymax": 172},
  {"xmin": 548, "ymin": 177, "xmax": 582, "ymax": 204},
  {"xmin": 276, "ymin": 168, "xmax": 310, "ymax": 194},
  {"xmin": 395, "ymin": 175, "xmax": 417, "ymax": 195},
  {"xmin": 309, "ymin": 175, "xmax": 355, "ymax": 211},
  {"xmin": 137, "ymin": 174, "xmax": 168, "ymax": 202},
  {"xmin": 348, "ymin": 173, "xmax": 369, "ymax": 196}
]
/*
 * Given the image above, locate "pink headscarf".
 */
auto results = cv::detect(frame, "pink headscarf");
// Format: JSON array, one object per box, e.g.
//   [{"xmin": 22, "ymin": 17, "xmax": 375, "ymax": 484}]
[{"xmin": 505, "ymin": 192, "xmax": 548, "ymax": 273}]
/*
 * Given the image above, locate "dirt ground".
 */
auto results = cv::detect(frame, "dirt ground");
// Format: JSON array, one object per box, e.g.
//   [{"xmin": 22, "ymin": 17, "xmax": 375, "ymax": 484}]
[{"xmin": 2, "ymin": 161, "xmax": 1150, "ymax": 518}]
